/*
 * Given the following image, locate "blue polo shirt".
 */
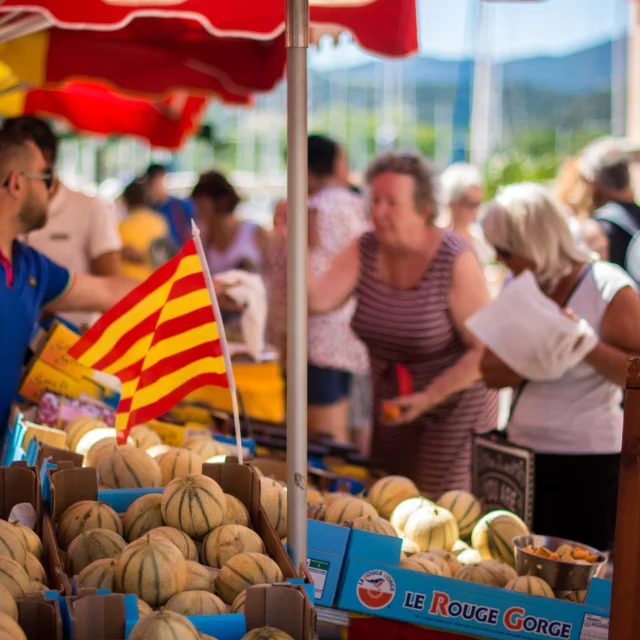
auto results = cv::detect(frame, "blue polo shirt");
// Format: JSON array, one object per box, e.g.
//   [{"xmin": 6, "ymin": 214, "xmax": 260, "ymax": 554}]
[
  {"xmin": 0, "ymin": 241, "xmax": 72, "ymax": 434},
  {"xmin": 155, "ymin": 197, "xmax": 194, "ymax": 247}
]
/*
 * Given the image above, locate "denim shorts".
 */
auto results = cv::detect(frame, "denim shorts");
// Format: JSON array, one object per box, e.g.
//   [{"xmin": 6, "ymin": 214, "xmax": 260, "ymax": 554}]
[{"xmin": 307, "ymin": 364, "xmax": 353, "ymax": 406}]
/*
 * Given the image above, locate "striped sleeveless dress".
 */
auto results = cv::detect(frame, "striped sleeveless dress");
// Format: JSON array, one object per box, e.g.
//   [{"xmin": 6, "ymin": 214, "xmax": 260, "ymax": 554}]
[{"xmin": 351, "ymin": 230, "xmax": 498, "ymax": 498}]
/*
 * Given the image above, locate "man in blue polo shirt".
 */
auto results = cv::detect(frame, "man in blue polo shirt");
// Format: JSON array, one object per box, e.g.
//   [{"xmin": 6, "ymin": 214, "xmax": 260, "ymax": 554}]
[{"xmin": 0, "ymin": 122, "xmax": 138, "ymax": 437}]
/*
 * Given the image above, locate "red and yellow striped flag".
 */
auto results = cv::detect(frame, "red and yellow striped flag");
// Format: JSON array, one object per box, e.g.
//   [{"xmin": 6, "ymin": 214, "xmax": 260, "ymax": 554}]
[{"xmin": 68, "ymin": 238, "xmax": 228, "ymax": 444}]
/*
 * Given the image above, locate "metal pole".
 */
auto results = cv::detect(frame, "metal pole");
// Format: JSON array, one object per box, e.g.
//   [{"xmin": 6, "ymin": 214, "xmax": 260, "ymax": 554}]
[{"xmin": 285, "ymin": 0, "xmax": 309, "ymax": 571}]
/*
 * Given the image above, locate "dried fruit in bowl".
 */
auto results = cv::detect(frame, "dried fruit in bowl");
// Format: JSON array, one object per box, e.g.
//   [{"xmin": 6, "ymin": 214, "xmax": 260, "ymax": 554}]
[{"xmin": 523, "ymin": 543, "xmax": 600, "ymax": 564}]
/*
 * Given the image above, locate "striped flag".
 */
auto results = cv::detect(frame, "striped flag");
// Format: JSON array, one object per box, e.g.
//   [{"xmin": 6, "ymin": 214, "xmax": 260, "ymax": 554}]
[{"xmin": 68, "ymin": 238, "xmax": 228, "ymax": 444}]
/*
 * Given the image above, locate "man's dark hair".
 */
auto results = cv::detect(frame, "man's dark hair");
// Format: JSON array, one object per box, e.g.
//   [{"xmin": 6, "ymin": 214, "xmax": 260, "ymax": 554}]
[
  {"xmin": 122, "ymin": 181, "xmax": 147, "ymax": 210},
  {"xmin": 308, "ymin": 134, "xmax": 339, "ymax": 178},
  {"xmin": 0, "ymin": 119, "xmax": 37, "ymax": 177},
  {"xmin": 580, "ymin": 138, "xmax": 631, "ymax": 192},
  {"xmin": 1, "ymin": 116, "xmax": 58, "ymax": 166},
  {"xmin": 144, "ymin": 164, "xmax": 168, "ymax": 181},
  {"xmin": 192, "ymin": 171, "xmax": 240, "ymax": 215}
]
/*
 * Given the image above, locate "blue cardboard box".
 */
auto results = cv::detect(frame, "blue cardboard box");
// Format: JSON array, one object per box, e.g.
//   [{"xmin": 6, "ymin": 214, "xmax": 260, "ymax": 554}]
[{"xmin": 334, "ymin": 528, "xmax": 611, "ymax": 639}]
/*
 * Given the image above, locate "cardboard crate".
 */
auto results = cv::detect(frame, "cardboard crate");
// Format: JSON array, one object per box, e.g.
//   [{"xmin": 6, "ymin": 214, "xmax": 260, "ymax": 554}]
[{"xmin": 18, "ymin": 593, "xmax": 64, "ymax": 640}]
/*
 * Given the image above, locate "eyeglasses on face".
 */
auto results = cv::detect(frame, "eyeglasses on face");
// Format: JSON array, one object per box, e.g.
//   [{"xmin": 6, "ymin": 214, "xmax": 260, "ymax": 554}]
[{"xmin": 2, "ymin": 171, "xmax": 54, "ymax": 191}]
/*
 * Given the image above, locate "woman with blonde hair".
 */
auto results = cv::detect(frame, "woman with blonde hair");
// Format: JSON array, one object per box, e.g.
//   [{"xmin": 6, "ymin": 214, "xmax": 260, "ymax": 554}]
[
  {"xmin": 309, "ymin": 151, "xmax": 498, "ymax": 497},
  {"xmin": 480, "ymin": 182, "xmax": 640, "ymax": 550}
]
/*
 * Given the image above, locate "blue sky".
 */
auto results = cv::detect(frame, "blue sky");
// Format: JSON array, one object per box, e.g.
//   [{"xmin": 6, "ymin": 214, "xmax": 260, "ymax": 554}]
[{"xmin": 310, "ymin": 0, "xmax": 628, "ymax": 69}]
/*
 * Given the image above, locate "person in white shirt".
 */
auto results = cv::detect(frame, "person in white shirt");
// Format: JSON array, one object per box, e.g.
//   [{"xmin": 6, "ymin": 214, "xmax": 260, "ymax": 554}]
[
  {"xmin": 7, "ymin": 117, "xmax": 122, "ymax": 332},
  {"xmin": 479, "ymin": 182, "xmax": 640, "ymax": 552}
]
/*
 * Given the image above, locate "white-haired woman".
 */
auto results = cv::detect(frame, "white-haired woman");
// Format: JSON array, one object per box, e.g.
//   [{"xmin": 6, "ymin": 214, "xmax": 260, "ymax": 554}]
[
  {"xmin": 440, "ymin": 162, "xmax": 494, "ymax": 267},
  {"xmin": 480, "ymin": 182, "xmax": 640, "ymax": 551}
]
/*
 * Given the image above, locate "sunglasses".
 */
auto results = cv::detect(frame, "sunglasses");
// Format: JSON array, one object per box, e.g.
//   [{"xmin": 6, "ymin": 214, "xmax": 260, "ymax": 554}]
[
  {"xmin": 2, "ymin": 171, "xmax": 54, "ymax": 191},
  {"xmin": 494, "ymin": 246, "xmax": 512, "ymax": 260}
]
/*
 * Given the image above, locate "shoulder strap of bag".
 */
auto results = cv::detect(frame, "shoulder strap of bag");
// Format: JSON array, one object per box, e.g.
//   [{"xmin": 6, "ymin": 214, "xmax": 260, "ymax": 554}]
[
  {"xmin": 594, "ymin": 202, "xmax": 640, "ymax": 238},
  {"xmin": 507, "ymin": 263, "xmax": 594, "ymax": 422}
]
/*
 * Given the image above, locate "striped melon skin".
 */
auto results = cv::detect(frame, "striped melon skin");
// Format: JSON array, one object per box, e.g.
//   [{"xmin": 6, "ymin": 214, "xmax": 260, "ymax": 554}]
[
  {"xmin": 480, "ymin": 560, "xmax": 518, "ymax": 587},
  {"xmin": 10, "ymin": 522, "xmax": 42, "ymax": 560},
  {"xmin": 129, "ymin": 609, "xmax": 201, "ymax": 640},
  {"xmin": 390, "ymin": 497, "xmax": 435, "ymax": 534},
  {"xmin": 401, "ymin": 538, "xmax": 421, "ymax": 556},
  {"xmin": 452, "ymin": 539, "xmax": 483, "ymax": 565},
  {"xmin": 165, "ymin": 590, "xmax": 227, "ymax": 615},
  {"xmin": 137, "ymin": 598, "xmax": 153, "ymax": 618},
  {"xmin": 0, "ymin": 611, "xmax": 27, "ymax": 640},
  {"xmin": 471, "ymin": 510, "xmax": 529, "ymax": 568},
  {"xmin": 184, "ymin": 560, "xmax": 217, "ymax": 591},
  {"xmin": 66, "ymin": 528, "xmax": 126, "ymax": 575},
  {"xmin": 97, "ymin": 448, "xmax": 162, "ymax": 489},
  {"xmin": 437, "ymin": 490, "xmax": 482, "ymax": 539},
  {"xmin": 324, "ymin": 498, "xmax": 377, "ymax": 525},
  {"xmin": 367, "ymin": 476, "xmax": 420, "ymax": 520},
  {"xmin": 351, "ymin": 516, "xmax": 398, "ymax": 537},
  {"xmin": 65, "ymin": 417, "xmax": 108, "ymax": 452},
  {"xmin": 115, "ymin": 535, "xmax": 186, "ymax": 607},
  {"xmin": 231, "ymin": 590, "xmax": 246, "ymax": 613},
  {"xmin": 399, "ymin": 557, "xmax": 443, "ymax": 576},
  {"xmin": 259, "ymin": 479, "xmax": 287, "ymax": 537},
  {"xmin": 455, "ymin": 562, "xmax": 504, "ymax": 588},
  {"xmin": 129, "ymin": 425, "xmax": 162, "ymax": 451},
  {"xmin": 505, "ymin": 576, "xmax": 556, "ymax": 599},
  {"xmin": 216, "ymin": 552, "xmax": 284, "ymax": 604},
  {"xmin": 147, "ymin": 527, "xmax": 198, "ymax": 562},
  {"xmin": 77, "ymin": 558, "xmax": 117, "ymax": 590},
  {"xmin": 146, "ymin": 444, "xmax": 173, "ymax": 459},
  {"xmin": 158, "ymin": 448, "xmax": 204, "ymax": 485},
  {"xmin": 123, "ymin": 494, "xmax": 165, "ymax": 542},
  {"xmin": 202, "ymin": 525, "xmax": 265, "ymax": 569},
  {"xmin": 161, "ymin": 474, "xmax": 226, "ymax": 539},
  {"xmin": 24, "ymin": 553, "xmax": 47, "ymax": 585},
  {"xmin": 0, "ymin": 585, "xmax": 17, "ymax": 621},
  {"xmin": 0, "ymin": 520, "xmax": 27, "ymax": 567},
  {"xmin": 182, "ymin": 435, "xmax": 227, "ymax": 460},
  {"xmin": 416, "ymin": 550, "xmax": 462, "ymax": 578},
  {"xmin": 0, "ymin": 557, "xmax": 29, "ymax": 598},
  {"xmin": 404, "ymin": 507, "xmax": 459, "ymax": 552},
  {"xmin": 85, "ymin": 438, "xmax": 134, "ymax": 468},
  {"xmin": 57, "ymin": 501, "xmax": 123, "ymax": 551},
  {"xmin": 223, "ymin": 494, "xmax": 251, "ymax": 528},
  {"xmin": 27, "ymin": 582, "xmax": 47, "ymax": 594},
  {"xmin": 242, "ymin": 628, "xmax": 295, "ymax": 640}
]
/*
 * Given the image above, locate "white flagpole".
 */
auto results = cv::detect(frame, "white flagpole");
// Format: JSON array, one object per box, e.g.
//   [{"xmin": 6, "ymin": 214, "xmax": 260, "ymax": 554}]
[{"xmin": 191, "ymin": 220, "xmax": 244, "ymax": 465}]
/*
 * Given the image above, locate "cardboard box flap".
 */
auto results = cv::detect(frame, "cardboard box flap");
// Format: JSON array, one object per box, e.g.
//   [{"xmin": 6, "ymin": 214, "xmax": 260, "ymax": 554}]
[
  {"xmin": 37, "ymin": 444, "xmax": 84, "ymax": 472},
  {"xmin": 0, "ymin": 464, "xmax": 38, "ymax": 520},
  {"xmin": 18, "ymin": 597, "xmax": 63, "ymax": 640},
  {"xmin": 71, "ymin": 594, "xmax": 127, "ymax": 640},
  {"xmin": 42, "ymin": 513, "xmax": 72, "ymax": 595},
  {"xmin": 49, "ymin": 467, "xmax": 98, "ymax": 521},
  {"xmin": 245, "ymin": 583, "xmax": 317, "ymax": 640}
]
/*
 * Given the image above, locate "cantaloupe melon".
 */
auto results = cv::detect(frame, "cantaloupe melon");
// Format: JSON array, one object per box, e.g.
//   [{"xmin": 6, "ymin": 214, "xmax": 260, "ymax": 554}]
[
  {"xmin": 223, "ymin": 494, "xmax": 251, "ymax": 528},
  {"xmin": 418, "ymin": 550, "xmax": 462, "ymax": 577},
  {"xmin": 24, "ymin": 553, "xmax": 47, "ymax": 584},
  {"xmin": 202, "ymin": 525, "xmax": 265, "ymax": 569},
  {"xmin": 146, "ymin": 444, "xmax": 173, "ymax": 459},
  {"xmin": 216, "ymin": 552, "xmax": 283, "ymax": 604},
  {"xmin": 161, "ymin": 474, "xmax": 226, "ymax": 539},
  {"xmin": 184, "ymin": 560, "xmax": 217, "ymax": 592},
  {"xmin": 471, "ymin": 510, "xmax": 529, "ymax": 567},
  {"xmin": 56, "ymin": 500, "xmax": 123, "ymax": 550},
  {"xmin": 128, "ymin": 609, "xmax": 201, "ymax": 640},
  {"xmin": 158, "ymin": 448, "xmax": 204, "ymax": 485},
  {"xmin": 321, "ymin": 492, "xmax": 353, "ymax": 509},
  {"xmin": 480, "ymin": 560, "xmax": 518, "ymax": 587},
  {"xmin": 137, "ymin": 598, "xmax": 153, "ymax": 618},
  {"xmin": 351, "ymin": 516, "xmax": 398, "ymax": 537},
  {"xmin": 437, "ymin": 490, "xmax": 482, "ymax": 539},
  {"xmin": 26, "ymin": 582, "xmax": 47, "ymax": 593},
  {"xmin": 64, "ymin": 417, "xmax": 109, "ymax": 453},
  {"xmin": 0, "ymin": 612, "xmax": 26, "ymax": 640},
  {"xmin": 307, "ymin": 489, "xmax": 323, "ymax": 506},
  {"xmin": 242, "ymin": 629, "xmax": 294, "ymax": 640},
  {"xmin": 505, "ymin": 576, "xmax": 555, "ymax": 598},
  {"xmin": 66, "ymin": 528, "xmax": 126, "ymax": 575},
  {"xmin": 260, "ymin": 479, "xmax": 287, "ymax": 537},
  {"xmin": 115, "ymin": 535, "xmax": 186, "ymax": 607},
  {"xmin": 9, "ymin": 522, "xmax": 42, "ymax": 560},
  {"xmin": 0, "ymin": 585, "xmax": 17, "ymax": 621},
  {"xmin": 367, "ymin": 476, "xmax": 420, "ymax": 520},
  {"xmin": 123, "ymin": 494, "xmax": 164, "ymax": 542},
  {"xmin": 231, "ymin": 590, "xmax": 246, "ymax": 614},
  {"xmin": 455, "ymin": 562, "xmax": 504, "ymax": 587},
  {"xmin": 165, "ymin": 590, "xmax": 227, "ymax": 615},
  {"xmin": 77, "ymin": 558, "xmax": 118, "ymax": 591},
  {"xmin": 452, "ymin": 539, "xmax": 483, "ymax": 565},
  {"xmin": 399, "ymin": 556, "xmax": 443, "ymax": 576},
  {"xmin": 97, "ymin": 447, "xmax": 162, "ymax": 489},
  {"xmin": 404, "ymin": 507, "xmax": 458, "ymax": 552},
  {"xmin": 147, "ymin": 527, "xmax": 198, "ymax": 562},
  {"xmin": 0, "ymin": 520, "xmax": 27, "ymax": 567},
  {"xmin": 401, "ymin": 538, "xmax": 421, "ymax": 556},
  {"xmin": 324, "ymin": 497, "xmax": 377, "ymax": 525},
  {"xmin": 0, "ymin": 557, "xmax": 29, "ymax": 598},
  {"xmin": 390, "ymin": 497, "xmax": 436, "ymax": 534},
  {"xmin": 129, "ymin": 425, "xmax": 162, "ymax": 451},
  {"xmin": 182, "ymin": 435, "xmax": 227, "ymax": 460},
  {"xmin": 85, "ymin": 438, "xmax": 134, "ymax": 468}
]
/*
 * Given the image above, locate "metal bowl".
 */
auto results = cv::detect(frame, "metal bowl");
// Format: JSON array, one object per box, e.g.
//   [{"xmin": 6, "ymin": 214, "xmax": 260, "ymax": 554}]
[{"xmin": 513, "ymin": 535, "xmax": 607, "ymax": 592}]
